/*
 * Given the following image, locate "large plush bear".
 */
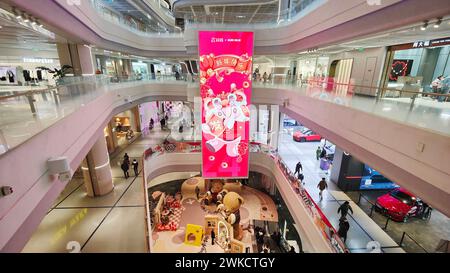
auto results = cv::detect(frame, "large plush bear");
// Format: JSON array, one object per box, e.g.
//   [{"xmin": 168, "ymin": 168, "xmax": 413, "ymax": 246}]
[{"xmin": 220, "ymin": 192, "xmax": 244, "ymax": 241}]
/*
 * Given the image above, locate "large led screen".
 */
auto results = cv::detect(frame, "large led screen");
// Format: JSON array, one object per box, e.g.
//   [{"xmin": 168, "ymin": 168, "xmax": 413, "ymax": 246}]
[{"xmin": 199, "ymin": 31, "xmax": 253, "ymax": 178}]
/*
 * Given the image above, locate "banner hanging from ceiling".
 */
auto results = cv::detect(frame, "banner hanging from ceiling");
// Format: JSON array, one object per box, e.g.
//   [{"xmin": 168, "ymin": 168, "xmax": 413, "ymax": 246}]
[{"xmin": 199, "ymin": 31, "xmax": 253, "ymax": 178}]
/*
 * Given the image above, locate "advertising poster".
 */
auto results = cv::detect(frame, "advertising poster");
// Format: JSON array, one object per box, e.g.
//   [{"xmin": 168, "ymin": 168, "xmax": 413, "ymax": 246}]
[
  {"xmin": 360, "ymin": 165, "xmax": 399, "ymax": 190},
  {"xmin": 198, "ymin": 31, "xmax": 254, "ymax": 178}
]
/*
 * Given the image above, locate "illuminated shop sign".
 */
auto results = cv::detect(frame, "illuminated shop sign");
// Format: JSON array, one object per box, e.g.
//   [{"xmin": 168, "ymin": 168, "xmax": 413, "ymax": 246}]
[
  {"xmin": 198, "ymin": 31, "xmax": 253, "ymax": 178},
  {"xmin": 411, "ymin": 37, "xmax": 450, "ymax": 48},
  {"xmin": 23, "ymin": 58, "xmax": 54, "ymax": 64}
]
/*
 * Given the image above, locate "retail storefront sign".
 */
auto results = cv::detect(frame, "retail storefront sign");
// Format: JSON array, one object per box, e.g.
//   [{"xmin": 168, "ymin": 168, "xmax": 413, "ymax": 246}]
[{"xmin": 198, "ymin": 31, "xmax": 253, "ymax": 178}]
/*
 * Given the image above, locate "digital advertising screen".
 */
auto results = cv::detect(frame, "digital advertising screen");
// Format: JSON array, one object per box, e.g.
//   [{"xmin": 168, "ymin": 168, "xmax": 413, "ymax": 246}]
[
  {"xmin": 198, "ymin": 31, "xmax": 254, "ymax": 178},
  {"xmin": 360, "ymin": 165, "xmax": 399, "ymax": 190}
]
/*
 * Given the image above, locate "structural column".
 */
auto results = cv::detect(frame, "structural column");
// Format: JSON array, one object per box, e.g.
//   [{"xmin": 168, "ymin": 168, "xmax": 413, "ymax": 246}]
[
  {"xmin": 82, "ymin": 135, "xmax": 114, "ymax": 197},
  {"xmin": 57, "ymin": 43, "xmax": 95, "ymax": 76},
  {"xmin": 269, "ymin": 105, "xmax": 280, "ymax": 149}
]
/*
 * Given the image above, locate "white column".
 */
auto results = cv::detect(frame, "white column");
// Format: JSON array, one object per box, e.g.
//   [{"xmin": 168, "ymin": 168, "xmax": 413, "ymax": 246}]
[{"xmin": 82, "ymin": 135, "xmax": 114, "ymax": 197}]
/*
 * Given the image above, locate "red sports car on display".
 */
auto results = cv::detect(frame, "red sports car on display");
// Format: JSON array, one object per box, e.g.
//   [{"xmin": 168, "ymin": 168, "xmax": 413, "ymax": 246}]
[
  {"xmin": 375, "ymin": 188, "xmax": 424, "ymax": 222},
  {"xmin": 293, "ymin": 130, "xmax": 322, "ymax": 142}
]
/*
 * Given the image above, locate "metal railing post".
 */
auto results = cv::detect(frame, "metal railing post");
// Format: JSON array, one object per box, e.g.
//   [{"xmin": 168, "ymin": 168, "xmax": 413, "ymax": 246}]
[
  {"xmin": 369, "ymin": 205, "xmax": 375, "ymax": 217},
  {"xmin": 357, "ymin": 193, "xmax": 362, "ymax": 204},
  {"xmin": 26, "ymin": 93, "xmax": 37, "ymax": 115},
  {"xmin": 410, "ymin": 94, "xmax": 417, "ymax": 111},
  {"xmin": 399, "ymin": 231, "xmax": 406, "ymax": 247},
  {"xmin": 52, "ymin": 89, "xmax": 60, "ymax": 105},
  {"xmin": 383, "ymin": 217, "xmax": 390, "ymax": 230}
]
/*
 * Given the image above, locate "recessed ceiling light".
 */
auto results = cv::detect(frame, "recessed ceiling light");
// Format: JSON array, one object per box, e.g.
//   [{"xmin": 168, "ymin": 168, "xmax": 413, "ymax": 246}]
[
  {"xmin": 434, "ymin": 17, "xmax": 442, "ymax": 28},
  {"xmin": 420, "ymin": 20, "xmax": 428, "ymax": 30}
]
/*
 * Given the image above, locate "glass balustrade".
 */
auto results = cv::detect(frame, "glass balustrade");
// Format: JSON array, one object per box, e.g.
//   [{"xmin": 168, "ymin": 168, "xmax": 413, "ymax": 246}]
[{"xmin": 1, "ymin": 74, "xmax": 448, "ymax": 155}]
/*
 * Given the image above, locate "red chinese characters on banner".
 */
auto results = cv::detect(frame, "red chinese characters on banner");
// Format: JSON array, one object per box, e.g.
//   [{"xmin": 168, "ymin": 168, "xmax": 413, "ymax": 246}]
[{"xmin": 199, "ymin": 31, "xmax": 253, "ymax": 178}]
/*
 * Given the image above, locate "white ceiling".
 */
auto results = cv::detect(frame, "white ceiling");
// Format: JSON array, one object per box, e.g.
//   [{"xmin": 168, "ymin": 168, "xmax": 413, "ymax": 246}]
[
  {"xmin": 0, "ymin": 8, "xmax": 62, "ymax": 53},
  {"xmin": 297, "ymin": 16, "xmax": 450, "ymax": 58}
]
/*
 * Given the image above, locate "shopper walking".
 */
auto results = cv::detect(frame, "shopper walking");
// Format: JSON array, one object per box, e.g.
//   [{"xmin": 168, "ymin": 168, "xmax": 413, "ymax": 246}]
[
  {"xmin": 316, "ymin": 146, "xmax": 322, "ymax": 160},
  {"xmin": 211, "ymin": 230, "xmax": 216, "ymax": 245},
  {"xmin": 121, "ymin": 161, "xmax": 130, "ymax": 179},
  {"xmin": 294, "ymin": 161, "xmax": 303, "ymax": 176},
  {"xmin": 195, "ymin": 186, "xmax": 200, "ymax": 200},
  {"xmin": 123, "ymin": 153, "xmax": 130, "ymax": 164},
  {"xmin": 338, "ymin": 201, "xmax": 354, "ymax": 219},
  {"xmin": 338, "ymin": 217, "xmax": 350, "ymax": 242},
  {"xmin": 149, "ymin": 118, "xmax": 154, "ymax": 130},
  {"xmin": 317, "ymin": 178, "xmax": 328, "ymax": 201},
  {"xmin": 132, "ymin": 159, "xmax": 139, "ymax": 177}
]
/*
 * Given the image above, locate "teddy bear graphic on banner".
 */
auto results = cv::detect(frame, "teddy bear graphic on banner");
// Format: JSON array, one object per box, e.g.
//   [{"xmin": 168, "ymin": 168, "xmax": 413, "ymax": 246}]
[{"xmin": 202, "ymin": 83, "xmax": 250, "ymax": 158}]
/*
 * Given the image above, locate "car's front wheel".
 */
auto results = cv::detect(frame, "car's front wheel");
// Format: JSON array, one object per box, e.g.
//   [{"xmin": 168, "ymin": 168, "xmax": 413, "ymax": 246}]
[
  {"xmin": 402, "ymin": 215, "xmax": 409, "ymax": 223},
  {"xmin": 300, "ymin": 138, "xmax": 306, "ymax": 142}
]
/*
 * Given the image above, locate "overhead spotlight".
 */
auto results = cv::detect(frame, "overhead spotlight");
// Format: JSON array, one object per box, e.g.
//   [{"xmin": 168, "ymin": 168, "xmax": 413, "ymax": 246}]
[
  {"xmin": 23, "ymin": 14, "xmax": 29, "ymax": 23},
  {"xmin": 31, "ymin": 18, "xmax": 37, "ymax": 25},
  {"xmin": 420, "ymin": 20, "xmax": 428, "ymax": 30},
  {"xmin": 12, "ymin": 7, "xmax": 21, "ymax": 19},
  {"xmin": 434, "ymin": 17, "xmax": 442, "ymax": 28}
]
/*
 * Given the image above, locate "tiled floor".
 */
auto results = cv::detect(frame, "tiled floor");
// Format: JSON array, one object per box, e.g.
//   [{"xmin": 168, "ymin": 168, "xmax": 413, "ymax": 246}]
[
  {"xmin": 346, "ymin": 191, "xmax": 450, "ymax": 253},
  {"xmin": 277, "ymin": 131, "xmax": 405, "ymax": 253},
  {"xmin": 21, "ymin": 132, "xmax": 157, "ymax": 253}
]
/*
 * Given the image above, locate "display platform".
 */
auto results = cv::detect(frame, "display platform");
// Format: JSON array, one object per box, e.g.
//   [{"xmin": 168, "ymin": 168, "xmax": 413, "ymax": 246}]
[{"xmin": 148, "ymin": 177, "xmax": 279, "ymax": 253}]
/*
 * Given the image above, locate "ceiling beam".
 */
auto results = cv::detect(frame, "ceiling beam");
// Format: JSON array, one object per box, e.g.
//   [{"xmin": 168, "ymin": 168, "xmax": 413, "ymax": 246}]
[{"xmin": 248, "ymin": 5, "xmax": 261, "ymax": 24}]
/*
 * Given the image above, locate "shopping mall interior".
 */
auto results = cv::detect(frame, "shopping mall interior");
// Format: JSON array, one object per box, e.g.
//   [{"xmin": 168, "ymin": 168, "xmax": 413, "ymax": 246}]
[{"xmin": 0, "ymin": 0, "xmax": 449, "ymax": 257}]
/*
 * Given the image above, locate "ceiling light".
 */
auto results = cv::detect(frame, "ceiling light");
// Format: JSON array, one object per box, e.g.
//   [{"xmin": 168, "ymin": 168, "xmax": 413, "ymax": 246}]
[
  {"xmin": 434, "ymin": 17, "xmax": 442, "ymax": 28},
  {"xmin": 420, "ymin": 20, "xmax": 428, "ymax": 30}
]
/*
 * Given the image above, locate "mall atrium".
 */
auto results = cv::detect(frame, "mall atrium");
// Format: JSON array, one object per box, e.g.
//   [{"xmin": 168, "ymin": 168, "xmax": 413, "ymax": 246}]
[{"xmin": 0, "ymin": 0, "xmax": 449, "ymax": 257}]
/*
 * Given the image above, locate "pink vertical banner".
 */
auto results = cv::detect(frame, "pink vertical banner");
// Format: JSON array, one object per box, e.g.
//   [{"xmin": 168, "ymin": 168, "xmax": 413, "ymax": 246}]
[{"xmin": 199, "ymin": 31, "xmax": 254, "ymax": 178}]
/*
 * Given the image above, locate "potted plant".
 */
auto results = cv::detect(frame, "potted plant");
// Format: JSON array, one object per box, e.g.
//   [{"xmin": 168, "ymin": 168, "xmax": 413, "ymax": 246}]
[{"xmin": 36, "ymin": 65, "xmax": 74, "ymax": 85}]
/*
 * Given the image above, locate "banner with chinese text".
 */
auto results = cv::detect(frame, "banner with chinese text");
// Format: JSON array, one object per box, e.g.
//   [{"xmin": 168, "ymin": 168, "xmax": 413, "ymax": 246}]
[{"xmin": 199, "ymin": 31, "xmax": 253, "ymax": 178}]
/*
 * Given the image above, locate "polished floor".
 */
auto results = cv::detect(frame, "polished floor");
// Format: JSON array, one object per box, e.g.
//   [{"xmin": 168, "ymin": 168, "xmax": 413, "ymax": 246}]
[
  {"xmin": 21, "ymin": 131, "xmax": 167, "ymax": 253},
  {"xmin": 346, "ymin": 191, "xmax": 450, "ymax": 253},
  {"xmin": 277, "ymin": 131, "xmax": 405, "ymax": 253}
]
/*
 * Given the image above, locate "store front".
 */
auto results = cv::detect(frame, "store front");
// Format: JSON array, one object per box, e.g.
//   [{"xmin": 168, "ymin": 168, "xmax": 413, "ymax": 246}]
[
  {"xmin": 132, "ymin": 61, "xmax": 149, "ymax": 76},
  {"xmin": 382, "ymin": 37, "xmax": 450, "ymax": 96},
  {"xmin": 297, "ymin": 56, "xmax": 329, "ymax": 83},
  {"xmin": 0, "ymin": 57, "xmax": 60, "ymax": 87},
  {"xmin": 112, "ymin": 107, "xmax": 140, "ymax": 146}
]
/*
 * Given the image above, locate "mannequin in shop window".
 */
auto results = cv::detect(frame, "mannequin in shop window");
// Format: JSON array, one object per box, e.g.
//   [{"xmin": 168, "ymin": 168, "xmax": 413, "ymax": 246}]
[{"xmin": 6, "ymin": 70, "xmax": 15, "ymax": 83}]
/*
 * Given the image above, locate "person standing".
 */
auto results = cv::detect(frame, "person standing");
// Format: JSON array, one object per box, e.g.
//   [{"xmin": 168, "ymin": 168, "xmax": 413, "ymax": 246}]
[
  {"xmin": 294, "ymin": 161, "xmax": 303, "ymax": 176},
  {"xmin": 316, "ymin": 146, "xmax": 322, "ymax": 160},
  {"xmin": 149, "ymin": 118, "xmax": 154, "ymax": 130},
  {"xmin": 121, "ymin": 161, "xmax": 130, "ymax": 179},
  {"xmin": 338, "ymin": 217, "xmax": 350, "ymax": 242},
  {"xmin": 132, "ymin": 159, "xmax": 139, "ymax": 177},
  {"xmin": 160, "ymin": 117, "xmax": 166, "ymax": 130},
  {"xmin": 195, "ymin": 186, "xmax": 200, "ymax": 200},
  {"xmin": 210, "ymin": 229, "xmax": 216, "ymax": 245},
  {"xmin": 123, "ymin": 153, "xmax": 130, "ymax": 164},
  {"xmin": 337, "ymin": 201, "xmax": 354, "ymax": 219},
  {"xmin": 317, "ymin": 178, "xmax": 328, "ymax": 201}
]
